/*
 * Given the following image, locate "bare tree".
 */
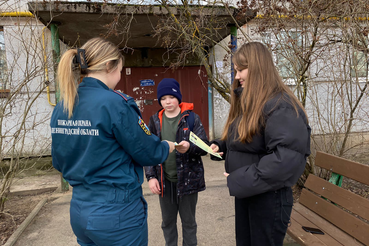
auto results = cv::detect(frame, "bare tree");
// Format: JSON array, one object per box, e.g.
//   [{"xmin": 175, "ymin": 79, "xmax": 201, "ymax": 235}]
[
  {"xmin": 236, "ymin": 0, "xmax": 369, "ymax": 184},
  {"xmin": 99, "ymin": 0, "xmax": 369, "ymax": 185},
  {"xmin": 0, "ymin": 13, "xmax": 55, "ymax": 211},
  {"xmin": 102, "ymin": 0, "xmax": 254, "ymax": 102}
]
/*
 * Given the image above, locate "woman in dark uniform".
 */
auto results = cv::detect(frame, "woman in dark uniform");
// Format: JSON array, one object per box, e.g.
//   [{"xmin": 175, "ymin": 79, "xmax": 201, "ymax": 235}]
[{"xmin": 50, "ymin": 37, "xmax": 175, "ymax": 246}]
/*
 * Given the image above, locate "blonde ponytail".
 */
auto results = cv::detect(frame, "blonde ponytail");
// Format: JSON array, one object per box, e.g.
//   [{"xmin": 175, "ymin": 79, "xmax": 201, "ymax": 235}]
[
  {"xmin": 56, "ymin": 37, "xmax": 124, "ymax": 118},
  {"xmin": 57, "ymin": 49, "xmax": 79, "ymax": 118}
]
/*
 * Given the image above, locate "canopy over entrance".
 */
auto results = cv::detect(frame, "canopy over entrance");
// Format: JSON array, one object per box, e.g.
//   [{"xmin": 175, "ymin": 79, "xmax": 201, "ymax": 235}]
[{"xmin": 28, "ymin": 1, "xmax": 254, "ymax": 49}]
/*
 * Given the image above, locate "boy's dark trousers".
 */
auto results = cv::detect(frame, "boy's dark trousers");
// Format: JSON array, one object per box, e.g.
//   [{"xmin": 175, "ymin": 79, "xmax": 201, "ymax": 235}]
[
  {"xmin": 159, "ymin": 178, "xmax": 198, "ymax": 246},
  {"xmin": 235, "ymin": 187, "xmax": 293, "ymax": 246}
]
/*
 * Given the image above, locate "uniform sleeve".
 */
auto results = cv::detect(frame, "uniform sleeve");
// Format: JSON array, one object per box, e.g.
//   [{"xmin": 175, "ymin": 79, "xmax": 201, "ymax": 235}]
[
  {"xmin": 51, "ymin": 147, "xmax": 61, "ymax": 172},
  {"xmin": 188, "ymin": 113, "xmax": 209, "ymax": 156},
  {"xmin": 113, "ymin": 103, "xmax": 169, "ymax": 167},
  {"xmin": 227, "ymin": 107, "xmax": 310, "ymax": 198},
  {"xmin": 144, "ymin": 115, "xmax": 159, "ymax": 180}
]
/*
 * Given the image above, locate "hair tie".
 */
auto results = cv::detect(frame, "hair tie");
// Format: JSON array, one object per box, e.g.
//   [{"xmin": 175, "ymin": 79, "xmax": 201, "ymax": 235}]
[{"xmin": 73, "ymin": 49, "xmax": 88, "ymax": 73}]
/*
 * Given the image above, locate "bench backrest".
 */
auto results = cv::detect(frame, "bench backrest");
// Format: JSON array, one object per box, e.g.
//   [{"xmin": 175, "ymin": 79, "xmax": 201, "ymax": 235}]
[{"xmin": 300, "ymin": 151, "xmax": 369, "ymax": 245}]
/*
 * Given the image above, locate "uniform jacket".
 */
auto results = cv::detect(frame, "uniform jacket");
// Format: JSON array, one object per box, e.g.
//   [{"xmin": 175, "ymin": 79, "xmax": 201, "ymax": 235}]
[
  {"xmin": 144, "ymin": 103, "xmax": 208, "ymax": 197},
  {"xmin": 212, "ymin": 93, "xmax": 311, "ymax": 199},
  {"xmin": 50, "ymin": 77, "xmax": 169, "ymax": 195}
]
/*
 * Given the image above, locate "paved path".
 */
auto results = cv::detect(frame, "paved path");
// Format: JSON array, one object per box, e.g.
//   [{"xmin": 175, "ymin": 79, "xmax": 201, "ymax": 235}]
[{"xmin": 11, "ymin": 155, "xmax": 298, "ymax": 246}]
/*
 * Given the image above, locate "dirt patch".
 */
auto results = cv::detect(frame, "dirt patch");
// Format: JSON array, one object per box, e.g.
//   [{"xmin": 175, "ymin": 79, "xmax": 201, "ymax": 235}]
[
  {"xmin": 0, "ymin": 191, "xmax": 54, "ymax": 245},
  {"xmin": 0, "ymin": 159, "xmax": 60, "ymax": 245}
]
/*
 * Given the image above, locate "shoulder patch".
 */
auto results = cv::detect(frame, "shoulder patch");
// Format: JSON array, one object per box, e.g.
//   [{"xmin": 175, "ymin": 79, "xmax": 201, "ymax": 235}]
[
  {"xmin": 138, "ymin": 116, "xmax": 151, "ymax": 135},
  {"xmin": 113, "ymin": 90, "xmax": 131, "ymax": 101}
]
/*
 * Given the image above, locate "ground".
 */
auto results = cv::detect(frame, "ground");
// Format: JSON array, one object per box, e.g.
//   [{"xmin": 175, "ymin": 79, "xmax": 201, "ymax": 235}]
[
  {"xmin": 0, "ymin": 157, "xmax": 57, "ymax": 245},
  {"xmin": 0, "ymin": 191, "xmax": 54, "ymax": 245},
  {"xmin": 0, "ymin": 157, "xmax": 368, "ymax": 245}
]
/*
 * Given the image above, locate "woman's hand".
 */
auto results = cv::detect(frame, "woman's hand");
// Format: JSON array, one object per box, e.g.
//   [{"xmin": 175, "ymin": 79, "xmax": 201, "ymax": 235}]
[
  {"xmin": 148, "ymin": 178, "xmax": 161, "ymax": 195},
  {"xmin": 175, "ymin": 141, "xmax": 190, "ymax": 153},
  {"xmin": 164, "ymin": 140, "xmax": 176, "ymax": 153}
]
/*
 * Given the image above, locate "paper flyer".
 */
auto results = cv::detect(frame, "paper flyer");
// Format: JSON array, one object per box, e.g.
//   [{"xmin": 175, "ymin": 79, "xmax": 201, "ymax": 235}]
[{"xmin": 189, "ymin": 131, "xmax": 222, "ymax": 159}]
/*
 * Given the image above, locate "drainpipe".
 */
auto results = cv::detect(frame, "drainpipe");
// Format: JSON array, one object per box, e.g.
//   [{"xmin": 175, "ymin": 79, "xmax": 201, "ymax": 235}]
[
  {"xmin": 50, "ymin": 23, "xmax": 69, "ymax": 192},
  {"xmin": 208, "ymin": 81, "xmax": 214, "ymax": 141},
  {"xmin": 50, "ymin": 23, "xmax": 61, "ymax": 103},
  {"xmin": 230, "ymin": 26, "xmax": 237, "ymax": 82},
  {"xmin": 42, "ymin": 27, "xmax": 56, "ymax": 106}
]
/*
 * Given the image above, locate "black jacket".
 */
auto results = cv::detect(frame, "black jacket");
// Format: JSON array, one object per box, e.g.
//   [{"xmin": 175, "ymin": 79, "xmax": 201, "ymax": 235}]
[
  {"xmin": 212, "ymin": 93, "xmax": 311, "ymax": 198},
  {"xmin": 144, "ymin": 102, "xmax": 208, "ymax": 197}
]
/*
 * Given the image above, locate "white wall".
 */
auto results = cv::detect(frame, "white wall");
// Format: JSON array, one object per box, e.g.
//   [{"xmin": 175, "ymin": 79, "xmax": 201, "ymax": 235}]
[
  {"xmin": 0, "ymin": 0, "xmax": 29, "ymax": 12},
  {"xmin": 1, "ymin": 16, "xmax": 65, "ymax": 156}
]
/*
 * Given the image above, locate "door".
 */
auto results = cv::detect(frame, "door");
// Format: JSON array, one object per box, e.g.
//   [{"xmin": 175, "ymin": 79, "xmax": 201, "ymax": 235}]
[{"xmin": 116, "ymin": 66, "xmax": 209, "ymax": 137}]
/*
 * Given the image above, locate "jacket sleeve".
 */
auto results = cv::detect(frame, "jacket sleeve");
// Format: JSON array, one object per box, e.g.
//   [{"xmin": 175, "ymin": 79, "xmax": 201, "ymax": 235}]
[
  {"xmin": 144, "ymin": 115, "xmax": 159, "ymax": 180},
  {"xmin": 227, "ymin": 106, "xmax": 311, "ymax": 198},
  {"xmin": 113, "ymin": 104, "xmax": 169, "ymax": 167},
  {"xmin": 148, "ymin": 115, "xmax": 158, "ymax": 136},
  {"xmin": 188, "ymin": 113, "xmax": 209, "ymax": 156}
]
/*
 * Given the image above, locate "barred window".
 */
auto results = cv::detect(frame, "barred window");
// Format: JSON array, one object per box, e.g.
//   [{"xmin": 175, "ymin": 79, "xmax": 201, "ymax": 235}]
[
  {"xmin": 0, "ymin": 27, "xmax": 7, "ymax": 88},
  {"xmin": 261, "ymin": 31, "xmax": 303, "ymax": 84},
  {"xmin": 0, "ymin": 27, "xmax": 9, "ymax": 98},
  {"xmin": 351, "ymin": 38, "xmax": 368, "ymax": 80}
]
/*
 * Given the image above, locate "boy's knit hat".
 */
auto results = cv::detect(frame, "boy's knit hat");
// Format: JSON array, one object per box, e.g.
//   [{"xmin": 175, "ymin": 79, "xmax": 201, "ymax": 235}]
[{"xmin": 157, "ymin": 78, "xmax": 182, "ymax": 106}]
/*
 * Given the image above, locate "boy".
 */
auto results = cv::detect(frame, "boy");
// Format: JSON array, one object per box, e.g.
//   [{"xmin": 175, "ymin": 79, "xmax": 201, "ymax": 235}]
[{"xmin": 144, "ymin": 78, "xmax": 209, "ymax": 246}]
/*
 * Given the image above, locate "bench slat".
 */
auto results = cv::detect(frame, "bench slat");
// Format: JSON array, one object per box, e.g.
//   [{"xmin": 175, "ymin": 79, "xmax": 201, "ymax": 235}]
[
  {"xmin": 299, "ymin": 189, "xmax": 369, "ymax": 245},
  {"xmin": 288, "ymin": 209, "xmax": 342, "ymax": 245},
  {"xmin": 315, "ymin": 151, "xmax": 369, "ymax": 186},
  {"xmin": 292, "ymin": 203, "xmax": 364, "ymax": 246},
  {"xmin": 305, "ymin": 175, "xmax": 369, "ymax": 221}
]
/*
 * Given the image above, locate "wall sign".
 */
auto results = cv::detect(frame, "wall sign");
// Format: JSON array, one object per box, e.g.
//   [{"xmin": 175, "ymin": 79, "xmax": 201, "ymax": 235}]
[{"xmin": 140, "ymin": 79, "xmax": 155, "ymax": 86}]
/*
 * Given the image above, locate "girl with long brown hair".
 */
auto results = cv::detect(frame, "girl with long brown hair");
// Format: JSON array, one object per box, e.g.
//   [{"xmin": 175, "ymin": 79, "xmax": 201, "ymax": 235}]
[
  {"xmin": 50, "ymin": 37, "xmax": 174, "ymax": 246},
  {"xmin": 211, "ymin": 42, "xmax": 311, "ymax": 246}
]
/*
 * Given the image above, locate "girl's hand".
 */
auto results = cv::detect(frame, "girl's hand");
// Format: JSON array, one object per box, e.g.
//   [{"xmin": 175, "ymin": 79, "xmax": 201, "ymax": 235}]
[
  {"xmin": 210, "ymin": 143, "xmax": 223, "ymax": 156},
  {"xmin": 210, "ymin": 143, "xmax": 219, "ymax": 152},
  {"xmin": 224, "ymin": 172, "xmax": 229, "ymax": 177}
]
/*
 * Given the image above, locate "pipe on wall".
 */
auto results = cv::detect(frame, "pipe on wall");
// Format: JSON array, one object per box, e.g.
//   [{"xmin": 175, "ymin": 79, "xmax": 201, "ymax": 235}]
[
  {"xmin": 230, "ymin": 26, "xmax": 237, "ymax": 82},
  {"xmin": 2, "ymin": 11, "xmax": 56, "ymax": 106},
  {"xmin": 208, "ymin": 80, "xmax": 214, "ymax": 141},
  {"xmin": 49, "ymin": 23, "xmax": 69, "ymax": 191},
  {"xmin": 42, "ymin": 26, "xmax": 56, "ymax": 106},
  {"xmin": 0, "ymin": 12, "xmax": 34, "ymax": 17},
  {"xmin": 50, "ymin": 23, "xmax": 61, "ymax": 103}
]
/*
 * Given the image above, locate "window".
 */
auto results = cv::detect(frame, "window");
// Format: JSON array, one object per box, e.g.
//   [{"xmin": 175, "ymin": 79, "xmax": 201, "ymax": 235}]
[
  {"xmin": 262, "ymin": 31, "xmax": 303, "ymax": 83},
  {"xmin": 351, "ymin": 38, "xmax": 368, "ymax": 81},
  {"xmin": 275, "ymin": 31, "xmax": 302, "ymax": 79},
  {"xmin": 0, "ymin": 26, "xmax": 9, "ymax": 98}
]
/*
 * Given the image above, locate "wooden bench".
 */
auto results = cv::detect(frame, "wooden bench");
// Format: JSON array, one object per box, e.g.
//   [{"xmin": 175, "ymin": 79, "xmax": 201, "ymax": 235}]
[{"xmin": 287, "ymin": 151, "xmax": 369, "ymax": 246}]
